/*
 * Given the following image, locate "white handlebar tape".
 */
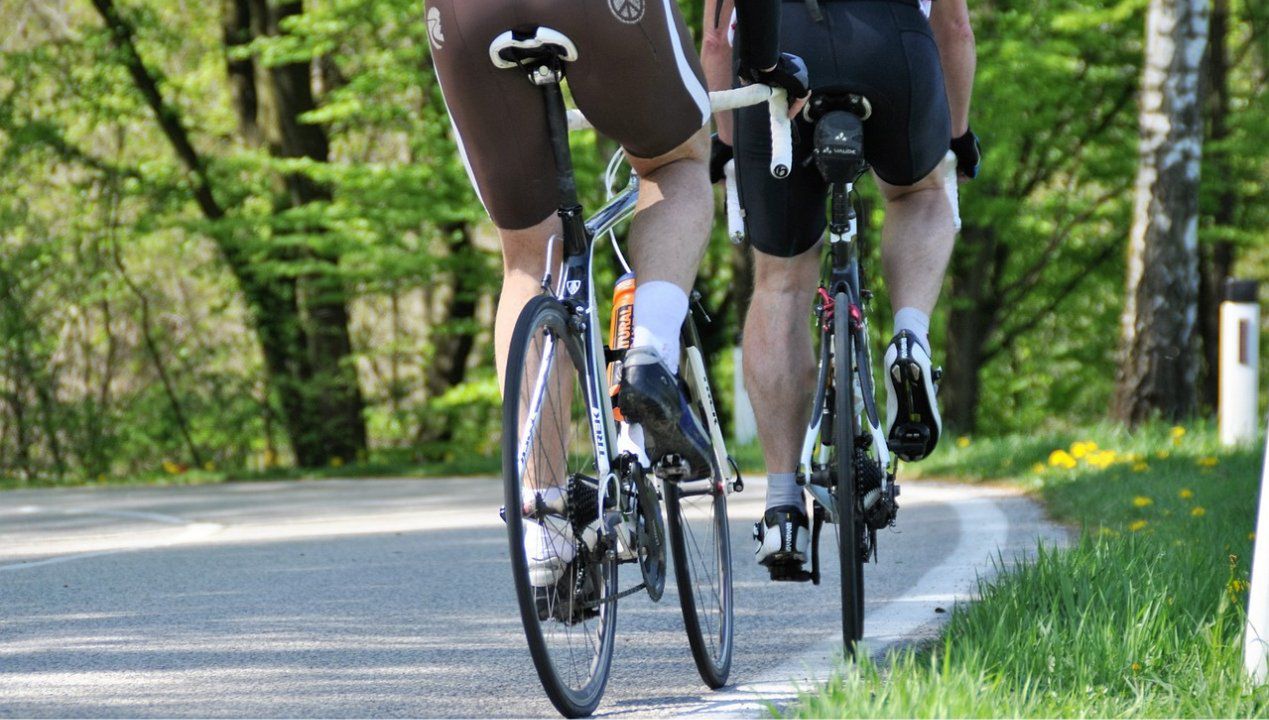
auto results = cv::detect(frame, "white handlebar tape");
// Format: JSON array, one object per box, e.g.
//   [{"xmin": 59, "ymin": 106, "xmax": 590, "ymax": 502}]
[
  {"xmin": 706, "ymin": 86, "xmax": 792, "ymax": 179},
  {"xmin": 567, "ymin": 84, "xmax": 794, "ymax": 179},
  {"xmin": 766, "ymin": 88, "xmax": 792, "ymax": 179},
  {"xmin": 723, "ymin": 159, "xmax": 744, "ymax": 244}
]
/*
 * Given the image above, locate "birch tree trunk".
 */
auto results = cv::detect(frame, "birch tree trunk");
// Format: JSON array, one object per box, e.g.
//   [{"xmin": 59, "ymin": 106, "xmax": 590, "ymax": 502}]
[{"xmin": 1113, "ymin": 0, "xmax": 1209, "ymax": 425}]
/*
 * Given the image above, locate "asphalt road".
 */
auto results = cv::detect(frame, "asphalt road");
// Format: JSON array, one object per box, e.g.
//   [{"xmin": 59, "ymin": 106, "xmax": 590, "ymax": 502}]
[{"xmin": 0, "ymin": 476, "xmax": 1064, "ymax": 717}]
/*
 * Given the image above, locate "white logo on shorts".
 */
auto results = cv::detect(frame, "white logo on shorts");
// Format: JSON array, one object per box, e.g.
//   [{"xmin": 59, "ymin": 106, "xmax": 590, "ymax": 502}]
[
  {"xmin": 427, "ymin": 7, "xmax": 444, "ymax": 50},
  {"xmin": 608, "ymin": 0, "xmax": 645, "ymax": 24}
]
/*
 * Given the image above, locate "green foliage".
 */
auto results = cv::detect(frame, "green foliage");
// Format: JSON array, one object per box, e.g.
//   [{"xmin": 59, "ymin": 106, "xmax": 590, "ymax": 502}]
[
  {"xmin": 0, "ymin": 0, "xmax": 1265, "ymax": 483},
  {"xmin": 794, "ymin": 425, "xmax": 1269, "ymax": 717}
]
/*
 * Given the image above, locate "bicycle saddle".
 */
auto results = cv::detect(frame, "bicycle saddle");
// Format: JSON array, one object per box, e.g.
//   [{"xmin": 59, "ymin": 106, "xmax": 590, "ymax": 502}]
[{"xmin": 489, "ymin": 27, "xmax": 579, "ymax": 70}]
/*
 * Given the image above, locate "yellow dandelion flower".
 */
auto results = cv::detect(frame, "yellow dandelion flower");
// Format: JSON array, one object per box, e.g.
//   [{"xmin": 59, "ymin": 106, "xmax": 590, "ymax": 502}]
[
  {"xmin": 1071, "ymin": 441, "xmax": 1098, "ymax": 459},
  {"xmin": 1086, "ymin": 450, "xmax": 1118, "ymax": 469},
  {"xmin": 1129, "ymin": 520, "xmax": 1148, "ymax": 532},
  {"xmin": 1170, "ymin": 425, "xmax": 1187, "ymax": 441},
  {"xmin": 1048, "ymin": 449, "xmax": 1078, "ymax": 469},
  {"xmin": 1197, "ymin": 456, "xmax": 1219, "ymax": 468},
  {"xmin": 330, "ymin": 456, "xmax": 344, "ymax": 468},
  {"xmin": 1132, "ymin": 496, "xmax": 1153, "ymax": 508},
  {"xmin": 1132, "ymin": 462, "xmax": 1149, "ymax": 472},
  {"xmin": 1191, "ymin": 506, "xmax": 1206, "ymax": 518},
  {"xmin": 1131, "ymin": 662, "xmax": 1141, "ymax": 673},
  {"xmin": 1179, "ymin": 488, "xmax": 1194, "ymax": 500},
  {"xmin": 1155, "ymin": 450, "xmax": 1170, "ymax": 460},
  {"xmin": 1032, "ymin": 463, "xmax": 1046, "ymax": 474},
  {"xmin": 956, "ymin": 436, "xmax": 971, "ymax": 449}
]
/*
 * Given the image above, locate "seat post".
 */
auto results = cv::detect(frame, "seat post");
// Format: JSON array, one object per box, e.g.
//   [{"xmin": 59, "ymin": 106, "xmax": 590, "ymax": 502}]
[{"xmin": 534, "ymin": 63, "xmax": 588, "ymax": 257}]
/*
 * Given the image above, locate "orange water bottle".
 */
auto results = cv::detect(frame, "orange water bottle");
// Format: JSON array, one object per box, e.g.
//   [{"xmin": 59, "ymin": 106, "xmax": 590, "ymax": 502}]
[{"xmin": 608, "ymin": 272, "xmax": 636, "ymax": 418}]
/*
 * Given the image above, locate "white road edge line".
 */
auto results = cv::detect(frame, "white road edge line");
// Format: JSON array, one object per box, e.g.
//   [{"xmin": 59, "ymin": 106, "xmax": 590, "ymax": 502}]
[
  {"xmin": 0, "ymin": 506, "xmax": 224, "ymax": 572},
  {"xmin": 679, "ymin": 486, "xmax": 1013, "ymax": 718}
]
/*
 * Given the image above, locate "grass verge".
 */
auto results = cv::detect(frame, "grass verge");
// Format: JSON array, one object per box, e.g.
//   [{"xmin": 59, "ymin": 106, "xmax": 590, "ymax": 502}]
[{"xmin": 794, "ymin": 422, "xmax": 1269, "ymax": 717}]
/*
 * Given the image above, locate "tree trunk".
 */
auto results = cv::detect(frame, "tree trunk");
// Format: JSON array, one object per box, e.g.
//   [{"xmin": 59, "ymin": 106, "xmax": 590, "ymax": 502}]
[
  {"xmin": 1113, "ymin": 0, "xmax": 1209, "ymax": 425},
  {"xmin": 95, "ymin": 0, "xmax": 368, "ymax": 467},
  {"xmin": 942, "ymin": 225, "xmax": 1000, "ymax": 433},
  {"xmin": 1196, "ymin": 0, "xmax": 1235, "ymax": 412}
]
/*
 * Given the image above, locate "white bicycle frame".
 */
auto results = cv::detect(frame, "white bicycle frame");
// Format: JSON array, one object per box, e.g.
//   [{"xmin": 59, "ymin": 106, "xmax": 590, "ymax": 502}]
[{"xmin": 518, "ymin": 83, "xmax": 792, "ymax": 553}]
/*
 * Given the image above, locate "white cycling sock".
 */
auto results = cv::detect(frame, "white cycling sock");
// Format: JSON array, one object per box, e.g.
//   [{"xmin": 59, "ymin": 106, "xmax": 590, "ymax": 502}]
[
  {"xmin": 631, "ymin": 281, "xmax": 688, "ymax": 375},
  {"xmin": 765, "ymin": 472, "xmax": 803, "ymax": 511},
  {"xmin": 893, "ymin": 307, "xmax": 931, "ymax": 354}
]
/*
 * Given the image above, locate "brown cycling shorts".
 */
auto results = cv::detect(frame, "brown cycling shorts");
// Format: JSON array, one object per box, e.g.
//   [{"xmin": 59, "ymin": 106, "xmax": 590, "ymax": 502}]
[{"xmin": 427, "ymin": 0, "xmax": 710, "ymax": 229}]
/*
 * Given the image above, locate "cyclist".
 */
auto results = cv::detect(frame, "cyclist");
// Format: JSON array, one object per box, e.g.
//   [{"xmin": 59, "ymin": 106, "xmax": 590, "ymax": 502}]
[
  {"xmin": 426, "ymin": 0, "xmax": 808, "ymax": 587},
  {"xmin": 701, "ymin": 0, "xmax": 980, "ymax": 579}
]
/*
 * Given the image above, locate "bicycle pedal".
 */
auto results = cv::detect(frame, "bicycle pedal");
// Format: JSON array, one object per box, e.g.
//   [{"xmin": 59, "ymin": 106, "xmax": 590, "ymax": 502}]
[
  {"xmin": 653, "ymin": 455, "xmax": 690, "ymax": 481},
  {"xmin": 888, "ymin": 424, "xmax": 929, "ymax": 456},
  {"xmin": 767, "ymin": 562, "xmax": 813, "ymax": 583}
]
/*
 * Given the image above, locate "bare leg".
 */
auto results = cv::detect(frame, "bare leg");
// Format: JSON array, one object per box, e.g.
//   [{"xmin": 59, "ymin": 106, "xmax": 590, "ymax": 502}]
[
  {"xmin": 494, "ymin": 214, "xmax": 563, "ymax": 388},
  {"xmin": 876, "ymin": 167, "xmax": 956, "ymax": 317},
  {"xmin": 624, "ymin": 129, "xmax": 712, "ymax": 292},
  {"xmin": 743, "ymin": 247, "xmax": 822, "ymax": 474}
]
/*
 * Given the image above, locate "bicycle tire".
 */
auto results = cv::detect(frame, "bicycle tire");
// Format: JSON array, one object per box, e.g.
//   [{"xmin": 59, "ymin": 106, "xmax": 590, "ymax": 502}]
[
  {"xmin": 833, "ymin": 290, "xmax": 865, "ymax": 653},
  {"xmin": 666, "ymin": 322, "xmax": 734, "ymax": 688},
  {"xmin": 664, "ymin": 478, "xmax": 733, "ymax": 687},
  {"xmin": 502, "ymin": 295, "xmax": 617, "ymax": 718}
]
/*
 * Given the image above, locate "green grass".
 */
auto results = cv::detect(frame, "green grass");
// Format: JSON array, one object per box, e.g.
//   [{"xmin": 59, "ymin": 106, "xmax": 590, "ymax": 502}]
[{"xmin": 793, "ymin": 422, "xmax": 1269, "ymax": 717}]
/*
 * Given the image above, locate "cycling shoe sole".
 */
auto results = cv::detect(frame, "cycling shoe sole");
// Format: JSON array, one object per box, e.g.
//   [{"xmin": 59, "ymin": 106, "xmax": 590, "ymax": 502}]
[{"xmin": 887, "ymin": 358, "xmax": 939, "ymax": 461}]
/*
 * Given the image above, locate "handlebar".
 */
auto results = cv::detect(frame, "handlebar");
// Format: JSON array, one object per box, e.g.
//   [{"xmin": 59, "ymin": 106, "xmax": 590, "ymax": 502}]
[{"xmin": 565, "ymin": 84, "xmax": 792, "ymax": 179}]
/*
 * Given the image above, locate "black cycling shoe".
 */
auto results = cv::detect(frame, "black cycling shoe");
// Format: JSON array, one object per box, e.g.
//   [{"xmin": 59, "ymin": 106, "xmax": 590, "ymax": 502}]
[
  {"xmin": 884, "ymin": 330, "xmax": 942, "ymax": 461},
  {"xmin": 617, "ymin": 347, "xmax": 712, "ymax": 479},
  {"xmin": 753, "ymin": 505, "xmax": 812, "ymax": 582}
]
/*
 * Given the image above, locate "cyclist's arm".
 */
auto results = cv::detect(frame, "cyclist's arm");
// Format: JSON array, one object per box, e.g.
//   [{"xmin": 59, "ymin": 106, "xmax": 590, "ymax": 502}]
[
  {"xmin": 733, "ymin": 0, "xmax": 781, "ymax": 72},
  {"xmin": 930, "ymin": 0, "xmax": 975, "ymax": 138},
  {"xmin": 702, "ymin": 0, "xmax": 737, "ymax": 144}
]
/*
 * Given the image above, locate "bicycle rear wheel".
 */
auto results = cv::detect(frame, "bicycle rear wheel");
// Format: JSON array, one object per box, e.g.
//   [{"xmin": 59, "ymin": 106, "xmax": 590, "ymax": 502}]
[
  {"xmin": 833, "ymin": 291, "xmax": 865, "ymax": 653},
  {"xmin": 502, "ymin": 295, "xmax": 617, "ymax": 718},
  {"xmin": 664, "ymin": 323, "xmax": 733, "ymax": 688}
]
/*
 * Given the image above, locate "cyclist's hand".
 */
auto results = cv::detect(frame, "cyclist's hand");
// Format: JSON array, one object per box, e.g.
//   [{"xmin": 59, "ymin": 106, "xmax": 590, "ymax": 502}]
[
  {"xmin": 950, "ymin": 127, "xmax": 981, "ymax": 180},
  {"xmin": 739, "ymin": 53, "xmax": 810, "ymax": 117},
  {"xmin": 709, "ymin": 134, "xmax": 733, "ymax": 185}
]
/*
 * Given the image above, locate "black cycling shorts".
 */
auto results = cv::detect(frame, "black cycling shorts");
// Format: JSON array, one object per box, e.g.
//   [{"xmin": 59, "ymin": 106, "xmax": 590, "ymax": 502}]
[{"xmin": 734, "ymin": 0, "xmax": 950, "ymax": 258}]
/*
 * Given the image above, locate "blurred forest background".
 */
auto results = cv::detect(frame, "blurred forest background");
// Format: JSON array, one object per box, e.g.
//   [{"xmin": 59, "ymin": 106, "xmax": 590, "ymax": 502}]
[{"xmin": 0, "ymin": 0, "xmax": 1265, "ymax": 483}]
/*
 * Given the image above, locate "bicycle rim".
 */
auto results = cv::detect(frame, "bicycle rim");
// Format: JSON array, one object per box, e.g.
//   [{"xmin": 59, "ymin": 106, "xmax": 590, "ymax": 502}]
[
  {"xmin": 833, "ymin": 291, "xmax": 865, "ymax": 653},
  {"xmin": 665, "ymin": 474, "xmax": 733, "ymax": 688},
  {"xmin": 502, "ymin": 295, "xmax": 617, "ymax": 718}
]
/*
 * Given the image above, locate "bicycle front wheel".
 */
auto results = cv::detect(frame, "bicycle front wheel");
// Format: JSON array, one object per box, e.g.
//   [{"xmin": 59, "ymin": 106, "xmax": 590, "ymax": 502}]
[
  {"xmin": 502, "ymin": 295, "xmax": 617, "ymax": 718},
  {"xmin": 664, "ymin": 323, "xmax": 733, "ymax": 688},
  {"xmin": 833, "ymin": 291, "xmax": 865, "ymax": 652},
  {"xmin": 664, "ymin": 474, "xmax": 733, "ymax": 688}
]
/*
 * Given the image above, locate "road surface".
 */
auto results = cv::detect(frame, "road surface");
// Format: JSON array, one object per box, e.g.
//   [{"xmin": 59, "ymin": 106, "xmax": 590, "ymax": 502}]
[{"xmin": 0, "ymin": 476, "xmax": 1064, "ymax": 717}]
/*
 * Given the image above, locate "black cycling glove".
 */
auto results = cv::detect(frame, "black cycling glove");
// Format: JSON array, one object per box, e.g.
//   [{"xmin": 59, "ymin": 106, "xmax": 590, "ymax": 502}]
[
  {"xmin": 950, "ymin": 127, "xmax": 981, "ymax": 180},
  {"xmin": 738, "ymin": 53, "xmax": 810, "ymax": 103},
  {"xmin": 709, "ymin": 134, "xmax": 733, "ymax": 185}
]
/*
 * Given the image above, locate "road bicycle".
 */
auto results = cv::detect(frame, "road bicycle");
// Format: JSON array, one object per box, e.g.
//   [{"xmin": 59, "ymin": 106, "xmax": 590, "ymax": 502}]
[
  {"xmin": 723, "ymin": 91, "xmax": 943, "ymax": 654},
  {"xmin": 491, "ymin": 27, "xmax": 792, "ymax": 718}
]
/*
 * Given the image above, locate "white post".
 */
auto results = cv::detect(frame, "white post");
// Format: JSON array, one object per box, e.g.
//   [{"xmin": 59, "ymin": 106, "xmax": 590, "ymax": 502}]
[
  {"xmin": 733, "ymin": 346, "xmax": 757, "ymax": 445},
  {"xmin": 1220, "ymin": 280, "xmax": 1260, "ymax": 446},
  {"xmin": 1244, "ymin": 414, "xmax": 1269, "ymax": 682}
]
